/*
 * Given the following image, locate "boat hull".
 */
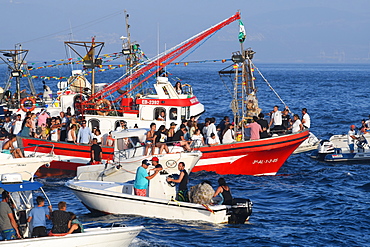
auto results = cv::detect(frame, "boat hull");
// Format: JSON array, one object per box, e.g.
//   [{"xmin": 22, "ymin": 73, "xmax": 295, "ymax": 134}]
[
  {"xmin": 17, "ymin": 137, "xmax": 114, "ymax": 177},
  {"xmin": 66, "ymin": 180, "xmax": 231, "ymax": 224},
  {"xmin": 0, "ymin": 226, "xmax": 143, "ymax": 247},
  {"xmin": 0, "ymin": 153, "xmax": 55, "ymax": 180},
  {"xmin": 193, "ymin": 130, "xmax": 309, "ymax": 175}
]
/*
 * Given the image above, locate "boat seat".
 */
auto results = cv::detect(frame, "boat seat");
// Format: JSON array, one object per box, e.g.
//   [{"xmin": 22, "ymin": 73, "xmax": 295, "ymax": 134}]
[{"xmin": 122, "ymin": 184, "xmax": 135, "ymax": 195}]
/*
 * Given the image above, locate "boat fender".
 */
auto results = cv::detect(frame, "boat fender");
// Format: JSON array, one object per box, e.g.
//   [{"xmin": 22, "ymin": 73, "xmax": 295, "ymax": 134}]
[
  {"xmin": 20, "ymin": 97, "xmax": 37, "ymax": 112},
  {"xmin": 103, "ymin": 165, "xmax": 121, "ymax": 176}
]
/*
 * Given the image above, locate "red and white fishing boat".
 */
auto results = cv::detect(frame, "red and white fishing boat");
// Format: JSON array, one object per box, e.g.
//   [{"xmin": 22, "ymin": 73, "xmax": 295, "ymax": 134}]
[{"xmin": 17, "ymin": 12, "xmax": 308, "ymax": 176}]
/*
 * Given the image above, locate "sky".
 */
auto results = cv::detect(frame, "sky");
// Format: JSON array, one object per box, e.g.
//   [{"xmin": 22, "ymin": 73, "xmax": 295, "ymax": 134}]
[{"xmin": 1, "ymin": 0, "xmax": 370, "ymax": 64}]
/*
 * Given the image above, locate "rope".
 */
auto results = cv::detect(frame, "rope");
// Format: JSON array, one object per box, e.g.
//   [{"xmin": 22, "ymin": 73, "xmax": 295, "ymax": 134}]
[{"xmin": 249, "ymin": 58, "xmax": 291, "ymax": 112}]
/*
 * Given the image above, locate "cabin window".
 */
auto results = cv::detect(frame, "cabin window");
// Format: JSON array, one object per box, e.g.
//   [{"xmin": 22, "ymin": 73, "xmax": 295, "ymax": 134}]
[
  {"xmin": 155, "ymin": 107, "xmax": 166, "ymax": 121},
  {"xmin": 169, "ymin": 108, "xmax": 178, "ymax": 120},
  {"xmin": 116, "ymin": 138, "xmax": 133, "ymax": 150},
  {"xmin": 88, "ymin": 119, "xmax": 100, "ymax": 131}
]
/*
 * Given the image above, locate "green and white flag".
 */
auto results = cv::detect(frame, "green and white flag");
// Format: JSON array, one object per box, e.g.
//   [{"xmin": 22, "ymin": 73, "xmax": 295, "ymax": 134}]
[{"xmin": 238, "ymin": 20, "xmax": 246, "ymax": 43}]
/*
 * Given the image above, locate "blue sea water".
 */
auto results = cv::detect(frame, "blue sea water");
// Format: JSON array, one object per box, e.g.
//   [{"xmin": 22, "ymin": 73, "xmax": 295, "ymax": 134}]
[{"xmin": 1, "ymin": 62, "xmax": 370, "ymax": 246}]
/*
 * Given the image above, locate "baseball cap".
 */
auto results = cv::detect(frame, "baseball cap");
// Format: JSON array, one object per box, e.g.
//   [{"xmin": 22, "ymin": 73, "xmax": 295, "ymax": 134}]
[
  {"xmin": 170, "ymin": 122, "xmax": 177, "ymax": 126},
  {"xmin": 151, "ymin": 157, "xmax": 159, "ymax": 162},
  {"xmin": 142, "ymin": 159, "xmax": 149, "ymax": 165}
]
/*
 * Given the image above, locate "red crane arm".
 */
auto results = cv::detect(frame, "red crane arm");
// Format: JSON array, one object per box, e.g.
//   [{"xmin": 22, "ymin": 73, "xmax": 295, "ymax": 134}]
[{"xmin": 86, "ymin": 12, "xmax": 241, "ymax": 102}]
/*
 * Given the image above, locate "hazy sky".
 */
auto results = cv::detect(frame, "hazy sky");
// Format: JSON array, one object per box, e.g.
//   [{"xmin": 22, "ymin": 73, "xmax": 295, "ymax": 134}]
[{"xmin": 1, "ymin": 0, "xmax": 370, "ymax": 63}]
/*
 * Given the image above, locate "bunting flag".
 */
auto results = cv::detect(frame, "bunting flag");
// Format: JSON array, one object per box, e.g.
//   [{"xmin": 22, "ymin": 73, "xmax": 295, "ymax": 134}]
[{"xmin": 238, "ymin": 20, "xmax": 246, "ymax": 43}]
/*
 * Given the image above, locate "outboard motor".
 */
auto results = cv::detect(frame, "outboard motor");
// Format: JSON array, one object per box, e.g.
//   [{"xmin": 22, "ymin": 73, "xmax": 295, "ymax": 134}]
[
  {"xmin": 315, "ymin": 140, "xmax": 335, "ymax": 160},
  {"xmin": 227, "ymin": 198, "xmax": 253, "ymax": 224}
]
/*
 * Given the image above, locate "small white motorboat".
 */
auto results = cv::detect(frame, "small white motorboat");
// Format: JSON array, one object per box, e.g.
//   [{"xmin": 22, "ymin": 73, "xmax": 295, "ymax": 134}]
[
  {"xmin": 0, "ymin": 173, "xmax": 143, "ymax": 247},
  {"xmin": 0, "ymin": 151, "xmax": 57, "ymax": 180},
  {"xmin": 311, "ymin": 133, "xmax": 370, "ymax": 162},
  {"xmin": 293, "ymin": 132, "xmax": 320, "ymax": 154},
  {"xmin": 66, "ymin": 170, "xmax": 253, "ymax": 224}
]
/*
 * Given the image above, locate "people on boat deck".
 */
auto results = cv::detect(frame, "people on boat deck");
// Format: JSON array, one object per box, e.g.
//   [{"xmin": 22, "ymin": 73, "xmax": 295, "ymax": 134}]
[
  {"xmin": 256, "ymin": 113, "xmax": 269, "ymax": 139},
  {"xmin": 359, "ymin": 119, "xmax": 368, "ymax": 134},
  {"xmin": 222, "ymin": 123, "xmax": 235, "ymax": 144},
  {"xmin": 3, "ymin": 117, "xmax": 13, "ymax": 134},
  {"xmin": 167, "ymin": 162, "xmax": 189, "ymax": 202},
  {"xmin": 105, "ymin": 131, "xmax": 115, "ymax": 147},
  {"xmin": 67, "ymin": 213, "xmax": 84, "ymax": 234},
  {"xmin": 245, "ymin": 116, "xmax": 262, "ymax": 140},
  {"xmin": 169, "ymin": 109, "xmax": 178, "ymax": 120},
  {"xmin": 144, "ymin": 123, "xmax": 156, "ymax": 155},
  {"xmin": 0, "ymin": 191, "xmax": 21, "ymax": 240},
  {"xmin": 19, "ymin": 116, "xmax": 32, "ymax": 137},
  {"xmin": 213, "ymin": 178, "xmax": 233, "ymax": 205},
  {"xmin": 60, "ymin": 111, "xmax": 68, "ymax": 142},
  {"xmin": 289, "ymin": 114, "xmax": 304, "ymax": 133},
  {"xmin": 301, "ymin": 108, "xmax": 311, "ymax": 129},
  {"xmin": 2, "ymin": 134, "xmax": 24, "ymax": 158},
  {"xmin": 50, "ymin": 201, "xmax": 71, "ymax": 234},
  {"xmin": 281, "ymin": 109, "xmax": 292, "ymax": 131},
  {"xmin": 67, "ymin": 124, "xmax": 77, "ymax": 143},
  {"xmin": 150, "ymin": 157, "xmax": 163, "ymax": 172},
  {"xmin": 206, "ymin": 117, "xmax": 220, "ymax": 144},
  {"xmin": 153, "ymin": 125, "xmax": 169, "ymax": 154},
  {"xmin": 12, "ymin": 114, "xmax": 23, "ymax": 135},
  {"xmin": 174, "ymin": 81, "xmax": 183, "ymax": 94},
  {"xmin": 157, "ymin": 111, "xmax": 166, "ymax": 121},
  {"xmin": 218, "ymin": 116, "xmax": 230, "ymax": 134},
  {"xmin": 77, "ymin": 121, "xmax": 92, "ymax": 144},
  {"xmin": 269, "ymin": 105, "xmax": 283, "ymax": 132},
  {"xmin": 134, "ymin": 159, "xmax": 159, "ymax": 197},
  {"xmin": 27, "ymin": 196, "xmax": 52, "ymax": 237},
  {"xmin": 116, "ymin": 120, "xmax": 127, "ymax": 131},
  {"xmin": 207, "ymin": 133, "xmax": 220, "ymax": 146},
  {"xmin": 172, "ymin": 124, "xmax": 192, "ymax": 151},
  {"xmin": 365, "ymin": 115, "xmax": 370, "ymax": 128},
  {"xmin": 92, "ymin": 128, "xmax": 103, "ymax": 145},
  {"xmin": 191, "ymin": 128, "xmax": 205, "ymax": 147},
  {"xmin": 167, "ymin": 122, "xmax": 177, "ymax": 144},
  {"xmin": 348, "ymin": 125, "xmax": 357, "ymax": 153},
  {"xmin": 90, "ymin": 138, "xmax": 102, "ymax": 165}
]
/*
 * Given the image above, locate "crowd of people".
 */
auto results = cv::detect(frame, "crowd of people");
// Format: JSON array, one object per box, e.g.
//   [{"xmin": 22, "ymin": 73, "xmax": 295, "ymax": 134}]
[{"xmin": 0, "ymin": 191, "xmax": 83, "ymax": 240}]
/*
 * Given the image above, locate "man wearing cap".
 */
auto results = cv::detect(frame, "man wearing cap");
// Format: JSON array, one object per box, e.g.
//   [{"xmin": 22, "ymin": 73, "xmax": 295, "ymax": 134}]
[
  {"xmin": 348, "ymin": 125, "xmax": 357, "ymax": 153},
  {"xmin": 150, "ymin": 157, "xmax": 163, "ymax": 172},
  {"xmin": 134, "ymin": 159, "xmax": 159, "ymax": 197},
  {"xmin": 172, "ymin": 124, "xmax": 191, "ymax": 151}
]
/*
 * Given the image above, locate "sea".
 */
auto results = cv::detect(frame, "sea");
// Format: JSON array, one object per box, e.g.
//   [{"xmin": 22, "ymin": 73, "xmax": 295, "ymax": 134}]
[{"xmin": 1, "ymin": 62, "xmax": 370, "ymax": 246}]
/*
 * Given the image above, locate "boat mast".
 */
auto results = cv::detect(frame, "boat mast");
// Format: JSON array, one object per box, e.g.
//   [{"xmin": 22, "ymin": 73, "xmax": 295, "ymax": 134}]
[{"xmin": 0, "ymin": 44, "xmax": 36, "ymax": 108}]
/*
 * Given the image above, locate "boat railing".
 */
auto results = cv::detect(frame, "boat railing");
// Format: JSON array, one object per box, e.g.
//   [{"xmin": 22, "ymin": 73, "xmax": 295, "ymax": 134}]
[{"xmin": 21, "ymin": 143, "xmax": 55, "ymax": 157}]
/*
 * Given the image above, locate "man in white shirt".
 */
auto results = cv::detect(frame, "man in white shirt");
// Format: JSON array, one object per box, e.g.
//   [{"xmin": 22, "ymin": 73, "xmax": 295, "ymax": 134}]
[
  {"xmin": 269, "ymin": 106, "xmax": 283, "ymax": 131},
  {"xmin": 301, "ymin": 108, "xmax": 311, "ymax": 129},
  {"xmin": 12, "ymin": 114, "xmax": 22, "ymax": 135},
  {"xmin": 365, "ymin": 115, "xmax": 370, "ymax": 128},
  {"xmin": 347, "ymin": 125, "xmax": 357, "ymax": 153},
  {"xmin": 206, "ymin": 117, "xmax": 220, "ymax": 144}
]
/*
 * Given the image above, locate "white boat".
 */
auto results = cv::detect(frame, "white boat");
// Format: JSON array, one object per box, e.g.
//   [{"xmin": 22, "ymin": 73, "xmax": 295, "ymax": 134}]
[
  {"xmin": 0, "ymin": 226, "xmax": 144, "ymax": 247},
  {"xmin": 75, "ymin": 128, "xmax": 202, "ymax": 182},
  {"xmin": 0, "ymin": 148, "xmax": 57, "ymax": 180},
  {"xmin": 311, "ymin": 133, "xmax": 370, "ymax": 161},
  {"xmin": 0, "ymin": 173, "xmax": 143, "ymax": 246},
  {"xmin": 293, "ymin": 132, "xmax": 320, "ymax": 154},
  {"xmin": 66, "ymin": 170, "xmax": 253, "ymax": 224}
]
